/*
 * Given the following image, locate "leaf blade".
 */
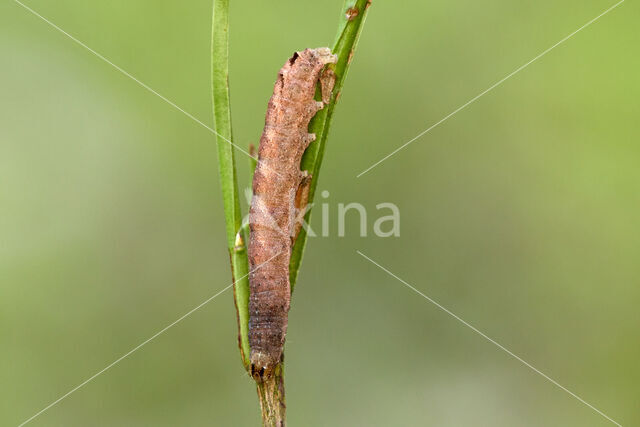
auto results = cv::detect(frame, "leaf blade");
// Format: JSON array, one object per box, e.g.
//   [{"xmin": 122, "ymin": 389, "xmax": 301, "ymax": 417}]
[
  {"xmin": 212, "ymin": 0, "xmax": 251, "ymax": 367},
  {"xmin": 290, "ymin": 0, "xmax": 372, "ymax": 291}
]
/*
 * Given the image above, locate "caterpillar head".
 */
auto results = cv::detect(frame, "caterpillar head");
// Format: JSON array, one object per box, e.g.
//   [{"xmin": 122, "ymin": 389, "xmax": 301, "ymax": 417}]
[{"xmin": 250, "ymin": 351, "xmax": 279, "ymax": 381}]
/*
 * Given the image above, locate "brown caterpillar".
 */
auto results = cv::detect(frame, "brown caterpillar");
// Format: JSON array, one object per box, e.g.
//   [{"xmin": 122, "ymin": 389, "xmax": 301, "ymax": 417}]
[{"xmin": 248, "ymin": 48, "xmax": 336, "ymax": 379}]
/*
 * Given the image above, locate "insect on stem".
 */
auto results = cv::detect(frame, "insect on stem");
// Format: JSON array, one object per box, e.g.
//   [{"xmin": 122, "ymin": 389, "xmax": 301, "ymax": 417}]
[{"xmin": 248, "ymin": 48, "xmax": 337, "ymax": 379}]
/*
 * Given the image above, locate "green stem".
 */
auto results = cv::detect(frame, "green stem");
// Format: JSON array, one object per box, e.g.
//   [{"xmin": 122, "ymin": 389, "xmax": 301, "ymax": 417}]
[
  {"xmin": 290, "ymin": 0, "xmax": 372, "ymax": 290},
  {"xmin": 212, "ymin": 0, "xmax": 251, "ymax": 368}
]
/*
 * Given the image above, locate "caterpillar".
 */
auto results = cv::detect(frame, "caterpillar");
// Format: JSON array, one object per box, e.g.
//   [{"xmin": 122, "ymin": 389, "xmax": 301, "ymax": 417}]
[{"xmin": 248, "ymin": 48, "xmax": 336, "ymax": 379}]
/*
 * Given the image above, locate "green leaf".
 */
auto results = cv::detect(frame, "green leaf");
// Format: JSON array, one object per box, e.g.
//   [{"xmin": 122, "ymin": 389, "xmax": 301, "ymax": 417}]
[
  {"xmin": 289, "ymin": 0, "xmax": 372, "ymax": 291},
  {"xmin": 212, "ymin": 0, "xmax": 250, "ymax": 368}
]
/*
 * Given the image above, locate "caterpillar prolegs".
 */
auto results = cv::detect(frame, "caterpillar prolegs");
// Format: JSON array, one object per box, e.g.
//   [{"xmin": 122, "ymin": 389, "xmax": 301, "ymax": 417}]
[{"xmin": 248, "ymin": 48, "xmax": 336, "ymax": 379}]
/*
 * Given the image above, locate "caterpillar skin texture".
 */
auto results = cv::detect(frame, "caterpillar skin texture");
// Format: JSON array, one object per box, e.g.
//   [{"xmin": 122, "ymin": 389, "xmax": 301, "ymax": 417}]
[{"xmin": 248, "ymin": 48, "xmax": 336, "ymax": 378}]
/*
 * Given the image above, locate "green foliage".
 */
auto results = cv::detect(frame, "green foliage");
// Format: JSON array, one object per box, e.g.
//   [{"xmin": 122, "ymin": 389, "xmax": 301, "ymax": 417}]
[
  {"xmin": 290, "ymin": 0, "xmax": 372, "ymax": 290},
  {"xmin": 212, "ymin": 0, "xmax": 250, "ymax": 367}
]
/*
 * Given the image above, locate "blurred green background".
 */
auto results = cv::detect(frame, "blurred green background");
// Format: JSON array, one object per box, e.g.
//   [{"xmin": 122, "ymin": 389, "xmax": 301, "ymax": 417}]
[{"xmin": 2, "ymin": 0, "xmax": 638, "ymax": 425}]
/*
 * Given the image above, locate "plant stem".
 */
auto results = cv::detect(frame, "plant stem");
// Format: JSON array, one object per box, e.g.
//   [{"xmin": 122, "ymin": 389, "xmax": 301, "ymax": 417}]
[
  {"xmin": 211, "ymin": 0, "xmax": 251, "ymax": 367},
  {"xmin": 289, "ymin": 0, "xmax": 372, "ymax": 291},
  {"xmin": 255, "ymin": 364, "xmax": 286, "ymax": 427}
]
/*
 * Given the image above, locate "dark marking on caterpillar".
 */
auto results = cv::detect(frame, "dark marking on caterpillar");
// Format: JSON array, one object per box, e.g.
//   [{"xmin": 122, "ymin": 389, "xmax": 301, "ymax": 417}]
[{"xmin": 248, "ymin": 48, "xmax": 336, "ymax": 379}]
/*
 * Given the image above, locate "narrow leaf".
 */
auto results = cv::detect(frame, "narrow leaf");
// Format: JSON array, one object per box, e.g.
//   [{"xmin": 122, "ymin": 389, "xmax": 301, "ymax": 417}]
[
  {"xmin": 289, "ymin": 0, "xmax": 372, "ymax": 290},
  {"xmin": 212, "ymin": 0, "xmax": 251, "ymax": 367}
]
